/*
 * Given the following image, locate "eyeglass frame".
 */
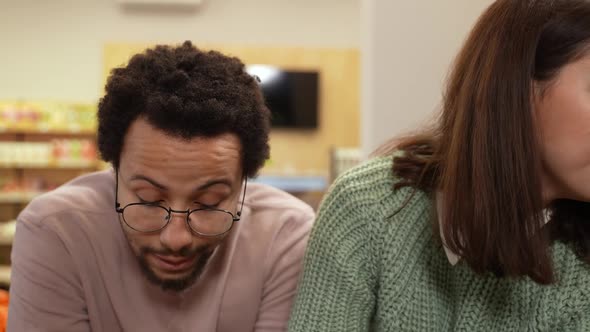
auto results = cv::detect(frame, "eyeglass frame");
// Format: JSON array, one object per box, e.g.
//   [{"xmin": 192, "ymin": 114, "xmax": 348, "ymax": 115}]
[{"xmin": 114, "ymin": 170, "xmax": 247, "ymax": 237}]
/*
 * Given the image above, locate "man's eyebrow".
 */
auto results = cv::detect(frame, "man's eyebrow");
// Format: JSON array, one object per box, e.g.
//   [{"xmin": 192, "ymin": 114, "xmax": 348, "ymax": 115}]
[
  {"xmin": 195, "ymin": 179, "xmax": 233, "ymax": 191},
  {"xmin": 129, "ymin": 175, "xmax": 233, "ymax": 191},
  {"xmin": 129, "ymin": 175, "xmax": 167, "ymax": 190}
]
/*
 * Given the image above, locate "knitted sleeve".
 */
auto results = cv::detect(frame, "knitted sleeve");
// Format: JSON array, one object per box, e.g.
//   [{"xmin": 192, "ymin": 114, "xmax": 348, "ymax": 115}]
[{"xmin": 287, "ymin": 170, "xmax": 382, "ymax": 332}]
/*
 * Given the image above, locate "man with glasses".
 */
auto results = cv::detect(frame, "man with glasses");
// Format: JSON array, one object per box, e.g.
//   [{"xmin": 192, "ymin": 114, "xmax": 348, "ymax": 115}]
[{"xmin": 8, "ymin": 42, "xmax": 315, "ymax": 332}]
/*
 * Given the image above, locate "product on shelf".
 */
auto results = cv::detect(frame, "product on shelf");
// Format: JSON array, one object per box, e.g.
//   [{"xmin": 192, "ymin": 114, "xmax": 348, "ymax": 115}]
[
  {"xmin": 51, "ymin": 139, "xmax": 97, "ymax": 166},
  {"xmin": 0, "ymin": 221, "xmax": 15, "ymax": 245},
  {"xmin": 0, "ymin": 176, "xmax": 57, "ymax": 193},
  {"xmin": 0, "ymin": 101, "xmax": 97, "ymax": 133},
  {"xmin": 0, "ymin": 175, "xmax": 59, "ymax": 204},
  {"xmin": 0, "ymin": 140, "xmax": 97, "ymax": 167}
]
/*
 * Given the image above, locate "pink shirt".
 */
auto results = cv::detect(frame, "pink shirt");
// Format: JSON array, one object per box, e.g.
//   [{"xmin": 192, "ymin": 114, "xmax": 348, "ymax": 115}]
[{"xmin": 7, "ymin": 170, "xmax": 314, "ymax": 332}]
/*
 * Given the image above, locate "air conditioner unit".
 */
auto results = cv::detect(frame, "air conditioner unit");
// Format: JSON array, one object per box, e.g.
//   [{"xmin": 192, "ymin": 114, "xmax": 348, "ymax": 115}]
[{"xmin": 117, "ymin": 0, "xmax": 204, "ymax": 6}]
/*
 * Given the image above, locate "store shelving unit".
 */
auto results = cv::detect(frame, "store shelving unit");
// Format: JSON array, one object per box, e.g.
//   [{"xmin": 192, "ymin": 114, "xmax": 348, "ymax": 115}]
[{"xmin": 0, "ymin": 102, "xmax": 99, "ymax": 288}]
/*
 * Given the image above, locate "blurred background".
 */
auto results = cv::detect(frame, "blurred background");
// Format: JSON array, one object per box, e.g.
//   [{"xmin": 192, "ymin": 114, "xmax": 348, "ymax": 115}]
[{"xmin": 0, "ymin": 0, "xmax": 493, "ymax": 288}]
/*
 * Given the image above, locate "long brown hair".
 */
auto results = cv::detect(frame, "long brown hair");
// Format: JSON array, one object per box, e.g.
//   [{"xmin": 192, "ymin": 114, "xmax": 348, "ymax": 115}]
[{"xmin": 385, "ymin": 0, "xmax": 590, "ymax": 284}]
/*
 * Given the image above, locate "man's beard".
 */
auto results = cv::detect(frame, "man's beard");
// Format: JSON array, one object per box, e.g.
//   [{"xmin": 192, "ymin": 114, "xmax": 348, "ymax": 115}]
[{"xmin": 136, "ymin": 245, "xmax": 214, "ymax": 292}]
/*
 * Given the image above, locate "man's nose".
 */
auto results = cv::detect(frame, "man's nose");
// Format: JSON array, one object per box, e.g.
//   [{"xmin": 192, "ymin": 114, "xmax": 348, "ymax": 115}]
[{"xmin": 159, "ymin": 211, "xmax": 193, "ymax": 253}]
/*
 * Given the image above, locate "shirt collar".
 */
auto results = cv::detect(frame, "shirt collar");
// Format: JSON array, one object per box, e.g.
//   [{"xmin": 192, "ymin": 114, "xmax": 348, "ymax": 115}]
[{"xmin": 436, "ymin": 193, "xmax": 461, "ymax": 265}]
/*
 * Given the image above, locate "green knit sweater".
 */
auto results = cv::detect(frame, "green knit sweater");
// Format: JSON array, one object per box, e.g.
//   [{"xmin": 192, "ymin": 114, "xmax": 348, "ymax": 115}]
[{"xmin": 288, "ymin": 156, "xmax": 590, "ymax": 331}]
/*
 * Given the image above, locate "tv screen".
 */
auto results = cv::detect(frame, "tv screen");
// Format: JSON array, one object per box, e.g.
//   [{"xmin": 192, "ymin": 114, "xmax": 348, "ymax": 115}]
[{"xmin": 246, "ymin": 65, "xmax": 319, "ymax": 129}]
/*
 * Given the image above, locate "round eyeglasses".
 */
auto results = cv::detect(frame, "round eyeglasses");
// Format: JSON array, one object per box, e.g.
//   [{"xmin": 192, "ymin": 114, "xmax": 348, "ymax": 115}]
[{"xmin": 115, "ymin": 172, "xmax": 247, "ymax": 237}]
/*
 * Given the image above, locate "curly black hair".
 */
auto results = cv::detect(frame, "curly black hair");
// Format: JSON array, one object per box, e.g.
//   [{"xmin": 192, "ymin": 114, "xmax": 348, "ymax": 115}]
[{"xmin": 97, "ymin": 41, "xmax": 270, "ymax": 178}]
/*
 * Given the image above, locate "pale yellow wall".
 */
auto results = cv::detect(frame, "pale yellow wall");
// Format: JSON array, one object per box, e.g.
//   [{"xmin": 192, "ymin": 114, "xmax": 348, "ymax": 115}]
[{"xmin": 104, "ymin": 43, "xmax": 360, "ymax": 176}]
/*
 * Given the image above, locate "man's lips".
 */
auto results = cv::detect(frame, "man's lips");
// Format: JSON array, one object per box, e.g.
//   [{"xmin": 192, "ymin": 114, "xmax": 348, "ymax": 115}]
[{"xmin": 150, "ymin": 253, "xmax": 197, "ymax": 272}]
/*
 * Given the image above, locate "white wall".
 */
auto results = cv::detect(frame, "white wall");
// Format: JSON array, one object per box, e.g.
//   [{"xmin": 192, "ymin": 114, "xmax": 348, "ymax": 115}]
[
  {"xmin": 360, "ymin": 0, "xmax": 494, "ymax": 156},
  {"xmin": 0, "ymin": 0, "xmax": 359, "ymax": 101}
]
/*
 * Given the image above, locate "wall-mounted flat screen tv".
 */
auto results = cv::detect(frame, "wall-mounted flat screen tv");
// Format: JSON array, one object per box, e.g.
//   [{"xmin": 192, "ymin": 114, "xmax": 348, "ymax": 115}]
[{"xmin": 246, "ymin": 65, "xmax": 319, "ymax": 129}]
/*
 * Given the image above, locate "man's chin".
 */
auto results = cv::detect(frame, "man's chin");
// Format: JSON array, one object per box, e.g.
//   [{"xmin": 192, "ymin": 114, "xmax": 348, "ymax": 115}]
[
  {"xmin": 148, "ymin": 271, "xmax": 198, "ymax": 292},
  {"xmin": 138, "ymin": 251, "xmax": 213, "ymax": 292},
  {"xmin": 151, "ymin": 267, "xmax": 194, "ymax": 284}
]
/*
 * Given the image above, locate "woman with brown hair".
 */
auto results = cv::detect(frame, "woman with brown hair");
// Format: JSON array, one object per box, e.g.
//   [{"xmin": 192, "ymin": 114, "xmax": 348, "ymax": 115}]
[{"xmin": 288, "ymin": 0, "xmax": 590, "ymax": 330}]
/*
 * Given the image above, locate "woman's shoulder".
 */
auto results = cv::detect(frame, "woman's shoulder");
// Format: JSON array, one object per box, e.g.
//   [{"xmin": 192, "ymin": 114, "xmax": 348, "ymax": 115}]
[
  {"xmin": 329, "ymin": 155, "xmax": 396, "ymax": 203},
  {"xmin": 305, "ymin": 154, "xmax": 437, "ymax": 288},
  {"xmin": 328, "ymin": 155, "xmax": 430, "ymax": 216},
  {"xmin": 320, "ymin": 155, "xmax": 433, "ymax": 239}
]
